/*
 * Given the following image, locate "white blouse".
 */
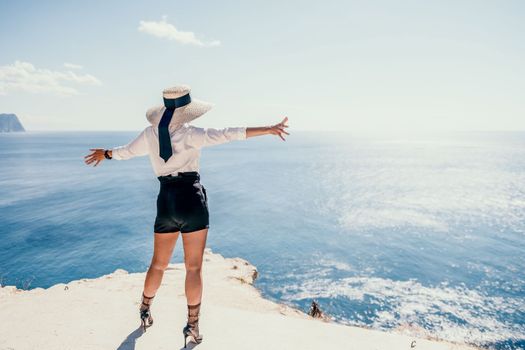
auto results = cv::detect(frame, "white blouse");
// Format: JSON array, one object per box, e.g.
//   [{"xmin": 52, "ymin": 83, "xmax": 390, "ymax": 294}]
[{"xmin": 112, "ymin": 124, "xmax": 247, "ymax": 176}]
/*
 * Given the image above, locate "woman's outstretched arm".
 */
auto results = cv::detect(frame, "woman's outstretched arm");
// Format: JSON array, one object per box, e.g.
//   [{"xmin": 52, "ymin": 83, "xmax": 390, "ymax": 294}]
[
  {"xmin": 190, "ymin": 117, "xmax": 290, "ymax": 149},
  {"xmin": 84, "ymin": 127, "xmax": 149, "ymax": 167},
  {"xmin": 246, "ymin": 117, "xmax": 289, "ymax": 141}
]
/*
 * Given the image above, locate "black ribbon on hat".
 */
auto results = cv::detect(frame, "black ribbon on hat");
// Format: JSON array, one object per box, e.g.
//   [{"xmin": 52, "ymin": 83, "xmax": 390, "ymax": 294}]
[{"xmin": 158, "ymin": 93, "xmax": 192, "ymax": 162}]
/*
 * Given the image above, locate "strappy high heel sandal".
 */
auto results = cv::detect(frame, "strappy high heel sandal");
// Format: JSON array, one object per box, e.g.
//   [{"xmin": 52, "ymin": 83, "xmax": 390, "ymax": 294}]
[
  {"xmin": 140, "ymin": 293, "xmax": 155, "ymax": 332},
  {"xmin": 182, "ymin": 302, "xmax": 203, "ymax": 348}
]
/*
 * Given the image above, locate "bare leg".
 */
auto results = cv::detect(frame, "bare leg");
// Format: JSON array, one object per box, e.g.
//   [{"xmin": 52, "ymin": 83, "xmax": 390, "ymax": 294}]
[
  {"xmin": 182, "ymin": 228, "xmax": 208, "ymax": 305},
  {"xmin": 143, "ymin": 232, "xmax": 180, "ymax": 297}
]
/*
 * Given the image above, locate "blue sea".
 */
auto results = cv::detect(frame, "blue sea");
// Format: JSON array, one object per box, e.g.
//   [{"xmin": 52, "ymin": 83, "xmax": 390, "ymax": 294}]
[{"xmin": 0, "ymin": 131, "xmax": 524, "ymax": 349}]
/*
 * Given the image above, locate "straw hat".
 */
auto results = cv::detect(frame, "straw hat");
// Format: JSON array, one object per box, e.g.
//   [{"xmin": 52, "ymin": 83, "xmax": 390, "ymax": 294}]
[{"xmin": 146, "ymin": 85, "xmax": 213, "ymax": 127}]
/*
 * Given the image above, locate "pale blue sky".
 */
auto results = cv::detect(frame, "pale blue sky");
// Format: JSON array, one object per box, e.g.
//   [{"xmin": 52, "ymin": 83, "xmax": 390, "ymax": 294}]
[{"xmin": 0, "ymin": 0, "xmax": 524, "ymax": 131}]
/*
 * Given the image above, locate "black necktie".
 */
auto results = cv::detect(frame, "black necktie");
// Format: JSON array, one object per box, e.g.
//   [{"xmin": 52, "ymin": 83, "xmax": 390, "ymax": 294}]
[
  {"xmin": 158, "ymin": 93, "xmax": 192, "ymax": 162},
  {"xmin": 158, "ymin": 108, "xmax": 175, "ymax": 162}
]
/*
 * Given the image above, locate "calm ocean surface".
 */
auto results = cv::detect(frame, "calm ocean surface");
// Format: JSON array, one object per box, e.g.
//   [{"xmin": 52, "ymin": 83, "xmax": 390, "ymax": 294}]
[{"xmin": 0, "ymin": 131, "xmax": 524, "ymax": 349}]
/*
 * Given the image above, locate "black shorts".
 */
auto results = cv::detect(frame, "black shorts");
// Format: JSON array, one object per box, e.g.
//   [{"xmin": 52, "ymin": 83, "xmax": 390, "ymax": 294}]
[{"xmin": 154, "ymin": 172, "xmax": 209, "ymax": 234}]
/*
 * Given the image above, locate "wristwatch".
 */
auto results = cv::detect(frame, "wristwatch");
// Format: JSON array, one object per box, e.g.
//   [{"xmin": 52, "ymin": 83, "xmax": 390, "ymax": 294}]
[{"xmin": 104, "ymin": 149, "xmax": 112, "ymax": 160}]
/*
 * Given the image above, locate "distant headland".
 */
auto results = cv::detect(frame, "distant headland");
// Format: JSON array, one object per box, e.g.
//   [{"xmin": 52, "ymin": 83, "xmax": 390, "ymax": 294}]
[{"xmin": 0, "ymin": 113, "xmax": 25, "ymax": 132}]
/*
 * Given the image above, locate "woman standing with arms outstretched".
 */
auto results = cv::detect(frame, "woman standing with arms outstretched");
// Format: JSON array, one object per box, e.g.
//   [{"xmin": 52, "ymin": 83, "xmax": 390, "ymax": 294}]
[{"xmin": 83, "ymin": 85, "xmax": 289, "ymax": 348}]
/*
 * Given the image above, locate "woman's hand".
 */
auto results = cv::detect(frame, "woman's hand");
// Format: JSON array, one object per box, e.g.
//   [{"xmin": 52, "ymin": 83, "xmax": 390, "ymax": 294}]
[
  {"xmin": 268, "ymin": 117, "xmax": 290, "ymax": 141},
  {"xmin": 246, "ymin": 117, "xmax": 290, "ymax": 141},
  {"xmin": 84, "ymin": 148, "xmax": 109, "ymax": 167}
]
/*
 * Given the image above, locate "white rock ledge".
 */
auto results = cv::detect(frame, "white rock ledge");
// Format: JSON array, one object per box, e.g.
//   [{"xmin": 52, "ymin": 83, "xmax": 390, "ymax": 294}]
[{"xmin": 0, "ymin": 248, "xmax": 479, "ymax": 350}]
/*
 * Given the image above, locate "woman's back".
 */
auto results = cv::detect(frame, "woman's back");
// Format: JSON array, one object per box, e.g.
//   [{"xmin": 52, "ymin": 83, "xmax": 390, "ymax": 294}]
[{"xmin": 111, "ymin": 123, "xmax": 246, "ymax": 176}]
